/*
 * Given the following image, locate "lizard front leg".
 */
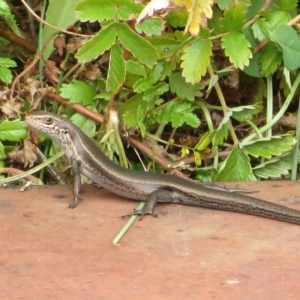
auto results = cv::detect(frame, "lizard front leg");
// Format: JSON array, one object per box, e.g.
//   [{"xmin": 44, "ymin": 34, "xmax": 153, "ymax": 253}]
[{"xmin": 69, "ymin": 158, "xmax": 82, "ymax": 209}]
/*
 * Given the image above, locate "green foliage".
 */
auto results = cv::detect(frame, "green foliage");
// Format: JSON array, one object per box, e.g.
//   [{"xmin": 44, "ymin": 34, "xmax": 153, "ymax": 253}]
[
  {"xmin": 0, "ymin": 119, "xmax": 27, "ymax": 141},
  {"xmin": 181, "ymin": 38, "xmax": 212, "ymax": 84},
  {"xmin": 272, "ymin": 25, "xmax": 300, "ymax": 71},
  {"xmin": 0, "ymin": 57, "xmax": 16, "ymax": 84},
  {"xmin": 214, "ymin": 146, "xmax": 252, "ymax": 181},
  {"xmin": 4, "ymin": 0, "xmax": 300, "ymax": 183},
  {"xmin": 0, "ymin": 0, "xmax": 21, "ymax": 35},
  {"xmin": 60, "ymin": 80, "xmax": 96, "ymax": 105},
  {"xmin": 41, "ymin": 0, "xmax": 78, "ymax": 60}
]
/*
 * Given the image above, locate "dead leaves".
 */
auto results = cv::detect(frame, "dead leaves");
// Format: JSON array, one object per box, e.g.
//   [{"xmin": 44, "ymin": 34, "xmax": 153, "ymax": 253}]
[{"xmin": 137, "ymin": 0, "xmax": 214, "ymax": 36}]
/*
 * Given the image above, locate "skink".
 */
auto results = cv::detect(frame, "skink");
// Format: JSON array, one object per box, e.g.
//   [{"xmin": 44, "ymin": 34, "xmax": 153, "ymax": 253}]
[{"xmin": 26, "ymin": 111, "xmax": 300, "ymax": 225}]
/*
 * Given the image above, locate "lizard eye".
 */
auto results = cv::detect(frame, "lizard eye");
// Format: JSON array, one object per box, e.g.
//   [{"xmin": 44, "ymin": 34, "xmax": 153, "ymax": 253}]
[{"xmin": 44, "ymin": 118, "xmax": 53, "ymax": 125}]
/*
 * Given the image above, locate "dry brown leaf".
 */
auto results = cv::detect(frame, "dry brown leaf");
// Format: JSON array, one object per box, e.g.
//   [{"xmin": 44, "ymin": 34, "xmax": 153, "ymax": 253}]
[
  {"xmin": 8, "ymin": 138, "xmax": 37, "ymax": 168},
  {"xmin": 0, "ymin": 101, "xmax": 21, "ymax": 118},
  {"xmin": 66, "ymin": 37, "xmax": 84, "ymax": 54},
  {"xmin": 45, "ymin": 60, "xmax": 61, "ymax": 83},
  {"xmin": 278, "ymin": 112, "xmax": 297, "ymax": 129},
  {"xmin": 54, "ymin": 35, "xmax": 66, "ymax": 57},
  {"xmin": 83, "ymin": 63, "xmax": 101, "ymax": 80}
]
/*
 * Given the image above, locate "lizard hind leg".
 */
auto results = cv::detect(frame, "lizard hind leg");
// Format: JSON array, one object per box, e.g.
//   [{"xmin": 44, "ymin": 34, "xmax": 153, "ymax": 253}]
[{"xmin": 122, "ymin": 189, "xmax": 179, "ymax": 220}]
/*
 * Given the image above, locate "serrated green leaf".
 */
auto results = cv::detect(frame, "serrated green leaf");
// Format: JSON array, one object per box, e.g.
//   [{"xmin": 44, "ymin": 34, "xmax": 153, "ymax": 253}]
[
  {"xmin": 117, "ymin": 23, "xmax": 159, "ymax": 67},
  {"xmin": 75, "ymin": 0, "xmax": 142, "ymax": 22},
  {"xmin": 252, "ymin": 18, "xmax": 272, "ymax": 41},
  {"xmin": 135, "ymin": 18, "xmax": 164, "ymax": 36},
  {"xmin": 214, "ymin": 146, "xmax": 252, "ymax": 181},
  {"xmin": 244, "ymin": 135, "xmax": 296, "ymax": 159},
  {"xmin": 169, "ymin": 72, "xmax": 203, "ymax": 101},
  {"xmin": 0, "ymin": 57, "xmax": 17, "ymax": 68},
  {"xmin": 125, "ymin": 60, "xmax": 146, "ymax": 76},
  {"xmin": 155, "ymin": 102, "xmax": 200, "ymax": 128},
  {"xmin": 143, "ymin": 82, "xmax": 169, "ymax": 101},
  {"xmin": 278, "ymin": 0, "xmax": 297, "ymax": 10},
  {"xmin": 107, "ymin": 43, "xmax": 125, "ymax": 93},
  {"xmin": 70, "ymin": 110, "xmax": 96, "ymax": 137},
  {"xmin": 60, "ymin": 80, "xmax": 96, "ymax": 105},
  {"xmin": 181, "ymin": 38, "xmax": 212, "ymax": 84},
  {"xmin": 0, "ymin": 66, "xmax": 12, "ymax": 84},
  {"xmin": 272, "ymin": 25, "xmax": 300, "ymax": 71},
  {"xmin": 220, "ymin": 2, "xmax": 247, "ymax": 32},
  {"xmin": 253, "ymin": 153, "xmax": 293, "ymax": 179},
  {"xmin": 120, "ymin": 93, "xmax": 147, "ymax": 135},
  {"xmin": 266, "ymin": 11, "xmax": 290, "ymax": 31},
  {"xmin": 0, "ymin": 119, "xmax": 27, "ymax": 142},
  {"xmin": 221, "ymin": 32, "xmax": 252, "ymax": 69},
  {"xmin": 258, "ymin": 42, "xmax": 282, "ymax": 77},
  {"xmin": 211, "ymin": 112, "xmax": 231, "ymax": 146},
  {"xmin": 149, "ymin": 63, "xmax": 163, "ymax": 84},
  {"xmin": 133, "ymin": 77, "xmax": 152, "ymax": 93},
  {"xmin": 76, "ymin": 23, "xmax": 117, "ymax": 62},
  {"xmin": 217, "ymin": 0, "xmax": 231, "ymax": 10},
  {"xmin": 146, "ymin": 37, "xmax": 182, "ymax": 59}
]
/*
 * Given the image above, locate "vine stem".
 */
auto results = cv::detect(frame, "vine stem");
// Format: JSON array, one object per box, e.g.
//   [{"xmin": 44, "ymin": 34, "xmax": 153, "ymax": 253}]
[{"xmin": 207, "ymin": 64, "xmax": 239, "ymax": 146}]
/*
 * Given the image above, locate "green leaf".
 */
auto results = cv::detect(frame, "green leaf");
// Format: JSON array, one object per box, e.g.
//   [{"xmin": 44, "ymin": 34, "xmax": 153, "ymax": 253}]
[
  {"xmin": 217, "ymin": 0, "xmax": 231, "ymax": 10},
  {"xmin": 243, "ymin": 135, "xmax": 296, "ymax": 159},
  {"xmin": 125, "ymin": 60, "xmax": 146, "ymax": 76},
  {"xmin": 221, "ymin": 32, "xmax": 252, "ymax": 69},
  {"xmin": 70, "ymin": 111, "xmax": 96, "ymax": 137},
  {"xmin": 266, "ymin": 11, "xmax": 290, "ymax": 31},
  {"xmin": 211, "ymin": 112, "xmax": 231, "ymax": 146},
  {"xmin": 42, "ymin": 0, "xmax": 77, "ymax": 61},
  {"xmin": 143, "ymin": 82, "xmax": 169, "ymax": 101},
  {"xmin": 214, "ymin": 147, "xmax": 252, "ymax": 181},
  {"xmin": 167, "ymin": 10, "xmax": 188, "ymax": 28},
  {"xmin": 146, "ymin": 37, "xmax": 182, "ymax": 59},
  {"xmin": 278, "ymin": 0, "xmax": 297, "ymax": 10},
  {"xmin": 272, "ymin": 25, "xmax": 300, "ymax": 71},
  {"xmin": 0, "ymin": 57, "xmax": 17, "ymax": 68},
  {"xmin": 76, "ymin": 23, "xmax": 117, "ymax": 62},
  {"xmin": 181, "ymin": 38, "xmax": 212, "ymax": 84},
  {"xmin": 0, "ymin": 119, "xmax": 27, "ymax": 142},
  {"xmin": 120, "ymin": 93, "xmax": 147, "ymax": 135},
  {"xmin": 194, "ymin": 132, "xmax": 211, "ymax": 151},
  {"xmin": 252, "ymin": 18, "xmax": 272, "ymax": 41},
  {"xmin": 169, "ymin": 72, "xmax": 203, "ymax": 101},
  {"xmin": 135, "ymin": 18, "xmax": 164, "ymax": 36},
  {"xmin": 231, "ymin": 105, "xmax": 260, "ymax": 122},
  {"xmin": 60, "ymin": 80, "xmax": 96, "ymax": 105},
  {"xmin": 0, "ymin": 0, "xmax": 21, "ymax": 35},
  {"xmin": 258, "ymin": 42, "xmax": 282, "ymax": 77},
  {"xmin": 133, "ymin": 77, "xmax": 152, "ymax": 93},
  {"xmin": 75, "ymin": 0, "xmax": 142, "ymax": 22},
  {"xmin": 117, "ymin": 23, "xmax": 159, "ymax": 67},
  {"xmin": 0, "ymin": 66, "xmax": 12, "ymax": 84},
  {"xmin": 155, "ymin": 102, "xmax": 200, "ymax": 128},
  {"xmin": 253, "ymin": 153, "xmax": 292, "ymax": 179},
  {"xmin": 220, "ymin": 2, "xmax": 247, "ymax": 32},
  {"xmin": 107, "ymin": 43, "xmax": 125, "ymax": 92},
  {"xmin": 0, "ymin": 142, "xmax": 6, "ymax": 159},
  {"xmin": 149, "ymin": 63, "xmax": 164, "ymax": 84}
]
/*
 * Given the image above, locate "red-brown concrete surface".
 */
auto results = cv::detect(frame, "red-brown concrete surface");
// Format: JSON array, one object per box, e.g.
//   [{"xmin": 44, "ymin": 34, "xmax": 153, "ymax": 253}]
[{"xmin": 1, "ymin": 181, "xmax": 300, "ymax": 299}]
